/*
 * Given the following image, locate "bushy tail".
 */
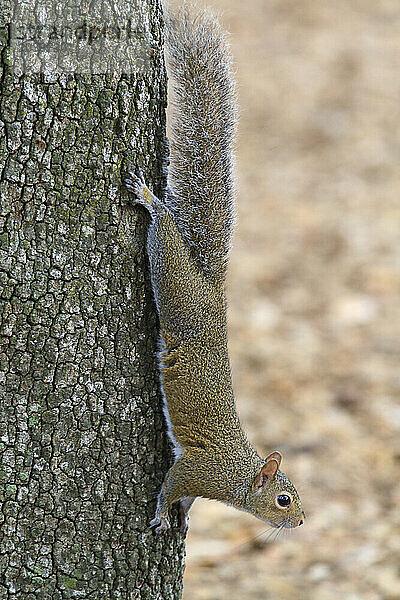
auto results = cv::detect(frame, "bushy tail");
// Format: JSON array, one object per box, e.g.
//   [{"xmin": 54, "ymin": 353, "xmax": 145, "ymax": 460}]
[{"xmin": 164, "ymin": 5, "xmax": 237, "ymax": 282}]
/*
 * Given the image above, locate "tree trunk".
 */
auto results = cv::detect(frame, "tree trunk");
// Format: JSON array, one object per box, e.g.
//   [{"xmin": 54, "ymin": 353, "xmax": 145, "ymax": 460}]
[{"xmin": 0, "ymin": 1, "xmax": 185, "ymax": 598}]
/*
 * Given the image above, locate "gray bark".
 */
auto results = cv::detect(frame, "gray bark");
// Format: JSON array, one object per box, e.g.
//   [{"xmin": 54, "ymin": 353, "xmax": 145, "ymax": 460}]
[{"xmin": 0, "ymin": 1, "xmax": 185, "ymax": 598}]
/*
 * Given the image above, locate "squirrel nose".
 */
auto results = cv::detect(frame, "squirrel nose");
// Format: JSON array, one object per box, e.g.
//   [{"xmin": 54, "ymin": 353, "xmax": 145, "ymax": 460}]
[{"xmin": 298, "ymin": 510, "xmax": 306, "ymax": 526}]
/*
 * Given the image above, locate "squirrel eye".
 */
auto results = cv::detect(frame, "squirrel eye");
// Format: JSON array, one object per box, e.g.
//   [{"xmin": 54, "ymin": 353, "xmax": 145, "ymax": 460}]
[{"xmin": 275, "ymin": 493, "xmax": 293, "ymax": 509}]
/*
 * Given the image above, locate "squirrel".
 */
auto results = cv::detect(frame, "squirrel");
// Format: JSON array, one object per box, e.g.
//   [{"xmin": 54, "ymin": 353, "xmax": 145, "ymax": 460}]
[{"xmin": 125, "ymin": 5, "xmax": 304, "ymax": 534}]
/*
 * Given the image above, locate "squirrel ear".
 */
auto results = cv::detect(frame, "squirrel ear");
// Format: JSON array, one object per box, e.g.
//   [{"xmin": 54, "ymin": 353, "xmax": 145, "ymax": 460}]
[
  {"xmin": 264, "ymin": 451, "xmax": 282, "ymax": 468},
  {"xmin": 253, "ymin": 451, "xmax": 282, "ymax": 490}
]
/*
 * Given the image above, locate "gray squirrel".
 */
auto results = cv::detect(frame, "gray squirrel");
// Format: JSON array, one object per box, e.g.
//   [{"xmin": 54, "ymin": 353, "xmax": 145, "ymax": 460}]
[{"xmin": 125, "ymin": 5, "xmax": 304, "ymax": 534}]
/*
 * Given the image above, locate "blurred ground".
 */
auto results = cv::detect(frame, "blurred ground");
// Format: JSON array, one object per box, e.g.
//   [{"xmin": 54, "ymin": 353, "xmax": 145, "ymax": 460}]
[{"xmin": 179, "ymin": 1, "xmax": 400, "ymax": 599}]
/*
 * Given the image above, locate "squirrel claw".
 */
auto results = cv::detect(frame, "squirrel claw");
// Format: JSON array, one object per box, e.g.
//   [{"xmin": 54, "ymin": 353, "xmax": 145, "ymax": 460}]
[
  {"xmin": 124, "ymin": 170, "xmax": 159, "ymax": 216},
  {"xmin": 150, "ymin": 515, "xmax": 171, "ymax": 533},
  {"xmin": 124, "ymin": 171, "xmax": 145, "ymax": 198}
]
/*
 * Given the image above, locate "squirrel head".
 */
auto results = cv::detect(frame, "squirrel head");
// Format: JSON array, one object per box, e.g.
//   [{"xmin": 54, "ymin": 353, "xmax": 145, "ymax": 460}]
[{"xmin": 248, "ymin": 451, "xmax": 304, "ymax": 529}]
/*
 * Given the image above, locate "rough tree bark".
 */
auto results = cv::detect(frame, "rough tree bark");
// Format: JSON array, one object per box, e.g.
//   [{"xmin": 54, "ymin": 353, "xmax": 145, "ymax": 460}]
[{"xmin": 0, "ymin": 0, "xmax": 185, "ymax": 598}]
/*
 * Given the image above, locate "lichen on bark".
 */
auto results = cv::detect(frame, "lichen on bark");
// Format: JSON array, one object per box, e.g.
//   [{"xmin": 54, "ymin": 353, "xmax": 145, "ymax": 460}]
[{"xmin": 0, "ymin": 1, "xmax": 185, "ymax": 598}]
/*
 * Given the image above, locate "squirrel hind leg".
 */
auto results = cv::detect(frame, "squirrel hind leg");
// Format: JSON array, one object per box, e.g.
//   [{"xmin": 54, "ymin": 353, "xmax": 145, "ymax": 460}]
[{"xmin": 124, "ymin": 170, "xmax": 161, "ymax": 217}]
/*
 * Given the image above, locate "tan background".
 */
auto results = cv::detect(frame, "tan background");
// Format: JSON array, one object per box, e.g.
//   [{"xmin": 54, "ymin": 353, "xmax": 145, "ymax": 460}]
[{"xmin": 177, "ymin": 1, "xmax": 400, "ymax": 599}]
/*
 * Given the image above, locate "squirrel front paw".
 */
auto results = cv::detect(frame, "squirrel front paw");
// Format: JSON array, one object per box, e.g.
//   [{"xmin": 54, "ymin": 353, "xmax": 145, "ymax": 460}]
[
  {"xmin": 149, "ymin": 510, "xmax": 189, "ymax": 536},
  {"xmin": 179, "ymin": 502, "xmax": 190, "ymax": 536},
  {"xmin": 150, "ymin": 514, "xmax": 171, "ymax": 534}
]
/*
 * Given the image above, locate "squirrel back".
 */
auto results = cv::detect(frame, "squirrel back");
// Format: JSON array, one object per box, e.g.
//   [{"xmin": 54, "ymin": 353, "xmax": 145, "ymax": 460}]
[{"xmin": 164, "ymin": 6, "xmax": 237, "ymax": 282}]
